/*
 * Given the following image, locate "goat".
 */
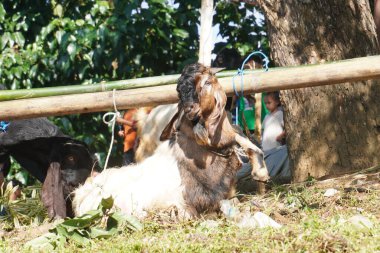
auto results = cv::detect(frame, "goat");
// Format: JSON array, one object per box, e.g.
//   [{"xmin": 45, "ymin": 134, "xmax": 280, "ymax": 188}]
[
  {"xmin": 134, "ymin": 104, "xmax": 177, "ymax": 162},
  {"xmin": 0, "ymin": 117, "xmax": 95, "ymax": 218},
  {"xmin": 73, "ymin": 63, "xmax": 269, "ymax": 219}
]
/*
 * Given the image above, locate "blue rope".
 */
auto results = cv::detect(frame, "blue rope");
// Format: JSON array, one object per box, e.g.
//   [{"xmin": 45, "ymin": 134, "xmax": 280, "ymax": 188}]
[
  {"xmin": 232, "ymin": 51, "xmax": 270, "ymax": 125},
  {"xmin": 0, "ymin": 121, "xmax": 10, "ymax": 133}
]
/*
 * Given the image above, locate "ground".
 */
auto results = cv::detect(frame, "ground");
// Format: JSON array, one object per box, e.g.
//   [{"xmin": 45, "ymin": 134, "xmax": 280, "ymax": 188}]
[{"xmin": 1, "ymin": 166, "xmax": 379, "ymax": 252}]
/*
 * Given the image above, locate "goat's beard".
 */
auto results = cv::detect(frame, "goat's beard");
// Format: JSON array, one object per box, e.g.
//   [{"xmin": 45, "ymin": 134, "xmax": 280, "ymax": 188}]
[{"xmin": 193, "ymin": 121, "xmax": 210, "ymax": 146}]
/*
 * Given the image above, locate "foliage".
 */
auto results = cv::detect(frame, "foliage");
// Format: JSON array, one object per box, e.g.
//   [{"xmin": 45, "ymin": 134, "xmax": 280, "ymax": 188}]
[
  {"xmin": 214, "ymin": 0, "xmax": 269, "ymax": 63},
  {"xmin": 25, "ymin": 196, "xmax": 143, "ymax": 250},
  {"xmin": 0, "ymin": 183, "xmax": 47, "ymax": 230},
  {"xmin": 0, "ymin": 0, "xmax": 268, "ymax": 179},
  {"xmin": 0, "ymin": 0, "xmax": 200, "ymax": 89}
]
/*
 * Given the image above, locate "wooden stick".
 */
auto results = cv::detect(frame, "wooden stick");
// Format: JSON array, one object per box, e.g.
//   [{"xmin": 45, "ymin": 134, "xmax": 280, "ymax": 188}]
[{"xmin": 1, "ymin": 55, "xmax": 380, "ymax": 120}]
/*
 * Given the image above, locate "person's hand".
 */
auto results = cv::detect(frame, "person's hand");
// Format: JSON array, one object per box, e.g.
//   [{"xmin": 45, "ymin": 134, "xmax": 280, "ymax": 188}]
[
  {"xmin": 118, "ymin": 130, "xmax": 125, "ymax": 137},
  {"xmin": 116, "ymin": 117, "xmax": 124, "ymax": 125},
  {"xmin": 276, "ymin": 131, "xmax": 286, "ymax": 144}
]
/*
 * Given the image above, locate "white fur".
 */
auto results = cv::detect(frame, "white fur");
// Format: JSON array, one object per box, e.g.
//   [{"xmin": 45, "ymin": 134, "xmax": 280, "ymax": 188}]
[
  {"xmin": 73, "ymin": 141, "xmax": 185, "ymax": 218},
  {"xmin": 135, "ymin": 104, "xmax": 178, "ymax": 162}
]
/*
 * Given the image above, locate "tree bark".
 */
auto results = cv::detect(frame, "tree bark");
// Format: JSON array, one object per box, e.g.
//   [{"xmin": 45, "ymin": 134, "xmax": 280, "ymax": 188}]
[
  {"xmin": 257, "ymin": 0, "xmax": 380, "ymax": 182},
  {"xmin": 375, "ymin": 0, "xmax": 380, "ymax": 43}
]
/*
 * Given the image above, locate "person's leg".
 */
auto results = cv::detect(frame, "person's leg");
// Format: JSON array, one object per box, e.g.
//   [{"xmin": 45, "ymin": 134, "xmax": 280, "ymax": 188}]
[{"xmin": 122, "ymin": 149, "xmax": 135, "ymax": 166}]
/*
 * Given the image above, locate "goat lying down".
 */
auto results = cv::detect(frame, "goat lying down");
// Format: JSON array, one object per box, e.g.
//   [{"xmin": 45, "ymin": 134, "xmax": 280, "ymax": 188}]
[
  {"xmin": 134, "ymin": 103, "xmax": 177, "ymax": 163},
  {"xmin": 73, "ymin": 63, "xmax": 269, "ymax": 218}
]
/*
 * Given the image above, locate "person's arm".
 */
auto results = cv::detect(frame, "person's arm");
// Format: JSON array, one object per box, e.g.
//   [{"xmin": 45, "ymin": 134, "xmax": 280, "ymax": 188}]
[
  {"xmin": 116, "ymin": 117, "xmax": 136, "ymax": 128},
  {"xmin": 276, "ymin": 131, "xmax": 286, "ymax": 144},
  {"xmin": 275, "ymin": 110, "xmax": 286, "ymax": 144}
]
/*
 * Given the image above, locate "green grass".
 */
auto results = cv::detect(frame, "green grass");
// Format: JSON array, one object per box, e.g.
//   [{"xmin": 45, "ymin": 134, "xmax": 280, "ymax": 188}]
[{"xmin": 1, "ymin": 171, "xmax": 379, "ymax": 253}]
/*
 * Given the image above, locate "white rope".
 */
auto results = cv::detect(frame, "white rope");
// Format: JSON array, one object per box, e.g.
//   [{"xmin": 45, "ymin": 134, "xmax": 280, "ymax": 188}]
[{"xmin": 102, "ymin": 89, "xmax": 121, "ymax": 170}]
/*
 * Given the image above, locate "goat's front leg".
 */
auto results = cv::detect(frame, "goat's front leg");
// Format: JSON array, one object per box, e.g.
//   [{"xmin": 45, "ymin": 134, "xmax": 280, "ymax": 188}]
[{"xmin": 234, "ymin": 134, "xmax": 269, "ymax": 182}]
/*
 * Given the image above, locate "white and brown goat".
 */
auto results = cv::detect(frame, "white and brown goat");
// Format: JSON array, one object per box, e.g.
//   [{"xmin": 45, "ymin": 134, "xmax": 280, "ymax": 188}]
[{"xmin": 73, "ymin": 63, "xmax": 269, "ymax": 219}]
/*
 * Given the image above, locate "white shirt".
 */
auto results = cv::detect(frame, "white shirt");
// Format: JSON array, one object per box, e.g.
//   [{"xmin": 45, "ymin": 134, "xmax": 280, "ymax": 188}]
[{"xmin": 262, "ymin": 109, "xmax": 284, "ymax": 152}]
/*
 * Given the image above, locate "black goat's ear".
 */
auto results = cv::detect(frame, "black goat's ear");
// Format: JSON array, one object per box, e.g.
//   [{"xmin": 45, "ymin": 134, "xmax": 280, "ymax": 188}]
[
  {"xmin": 210, "ymin": 67, "xmax": 225, "ymax": 74},
  {"xmin": 160, "ymin": 110, "xmax": 182, "ymax": 141},
  {"xmin": 41, "ymin": 162, "xmax": 66, "ymax": 219}
]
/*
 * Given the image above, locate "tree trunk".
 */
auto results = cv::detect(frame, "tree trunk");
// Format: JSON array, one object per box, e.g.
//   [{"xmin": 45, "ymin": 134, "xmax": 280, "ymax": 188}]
[
  {"xmin": 257, "ymin": 0, "xmax": 380, "ymax": 182},
  {"xmin": 375, "ymin": 0, "xmax": 380, "ymax": 43},
  {"xmin": 199, "ymin": 0, "xmax": 214, "ymax": 66}
]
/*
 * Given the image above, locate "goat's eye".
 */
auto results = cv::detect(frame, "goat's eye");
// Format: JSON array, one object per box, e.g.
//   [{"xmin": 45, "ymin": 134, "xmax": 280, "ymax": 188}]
[
  {"xmin": 204, "ymin": 81, "xmax": 211, "ymax": 86},
  {"xmin": 66, "ymin": 156, "xmax": 75, "ymax": 163}
]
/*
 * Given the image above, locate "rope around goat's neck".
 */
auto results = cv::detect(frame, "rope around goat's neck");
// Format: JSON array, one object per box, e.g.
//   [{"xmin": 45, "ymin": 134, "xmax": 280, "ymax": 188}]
[{"xmin": 102, "ymin": 89, "xmax": 121, "ymax": 170}]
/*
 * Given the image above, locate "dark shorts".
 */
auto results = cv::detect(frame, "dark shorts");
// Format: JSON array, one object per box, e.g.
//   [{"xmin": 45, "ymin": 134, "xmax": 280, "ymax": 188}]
[{"xmin": 122, "ymin": 149, "xmax": 135, "ymax": 166}]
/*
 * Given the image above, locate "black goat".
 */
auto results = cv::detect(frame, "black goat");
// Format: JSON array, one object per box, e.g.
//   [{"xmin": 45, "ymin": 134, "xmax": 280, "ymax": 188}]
[{"xmin": 0, "ymin": 117, "xmax": 95, "ymax": 218}]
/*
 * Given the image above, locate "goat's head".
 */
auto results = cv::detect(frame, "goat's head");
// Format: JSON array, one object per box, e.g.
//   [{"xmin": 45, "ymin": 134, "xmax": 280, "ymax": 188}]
[
  {"xmin": 177, "ymin": 63, "xmax": 226, "ymax": 122},
  {"xmin": 161, "ymin": 63, "xmax": 227, "ymax": 146}
]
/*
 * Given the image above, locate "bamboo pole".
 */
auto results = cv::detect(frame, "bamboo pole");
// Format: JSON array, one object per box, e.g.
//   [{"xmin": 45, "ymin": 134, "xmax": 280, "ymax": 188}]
[
  {"xmin": 0, "ymin": 75, "xmax": 179, "ymax": 101},
  {"xmin": 1, "ymin": 55, "xmax": 380, "ymax": 121},
  {"xmin": 0, "ymin": 71, "xmax": 239, "ymax": 102}
]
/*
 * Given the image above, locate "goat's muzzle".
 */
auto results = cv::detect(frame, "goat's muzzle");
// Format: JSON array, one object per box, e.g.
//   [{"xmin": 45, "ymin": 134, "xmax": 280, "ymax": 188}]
[{"xmin": 183, "ymin": 103, "xmax": 200, "ymax": 122}]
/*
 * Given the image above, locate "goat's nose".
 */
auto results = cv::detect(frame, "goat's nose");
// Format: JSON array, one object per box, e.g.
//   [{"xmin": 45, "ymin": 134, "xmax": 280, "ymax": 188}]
[{"xmin": 184, "ymin": 104, "xmax": 194, "ymax": 113}]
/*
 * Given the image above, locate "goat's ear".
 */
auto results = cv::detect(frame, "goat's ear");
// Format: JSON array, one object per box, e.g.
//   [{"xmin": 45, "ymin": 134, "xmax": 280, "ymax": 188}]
[
  {"xmin": 160, "ymin": 110, "xmax": 182, "ymax": 141},
  {"xmin": 210, "ymin": 67, "xmax": 225, "ymax": 74},
  {"xmin": 41, "ymin": 162, "xmax": 66, "ymax": 219},
  {"xmin": 207, "ymin": 89, "xmax": 227, "ymax": 137}
]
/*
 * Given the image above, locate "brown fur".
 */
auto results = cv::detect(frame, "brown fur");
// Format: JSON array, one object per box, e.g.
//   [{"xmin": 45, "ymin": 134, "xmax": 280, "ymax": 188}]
[{"xmin": 173, "ymin": 118, "xmax": 241, "ymax": 216}]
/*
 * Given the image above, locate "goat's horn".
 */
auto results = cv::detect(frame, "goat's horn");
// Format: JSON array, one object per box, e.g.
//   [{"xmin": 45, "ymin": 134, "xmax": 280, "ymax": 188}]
[{"xmin": 210, "ymin": 67, "xmax": 225, "ymax": 74}]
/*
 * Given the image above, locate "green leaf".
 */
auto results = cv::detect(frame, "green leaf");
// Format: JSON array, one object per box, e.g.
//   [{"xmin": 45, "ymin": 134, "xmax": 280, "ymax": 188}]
[
  {"xmin": 1, "ymin": 32, "xmax": 10, "ymax": 50},
  {"xmin": 12, "ymin": 33, "xmax": 24, "ymax": 48},
  {"xmin": 59, "ymin": 209, "xmax": 102, "ymax": 230},
  {"xmin": 77, "ymin": 209, "xmax": 103, "ymax": 220},
  {"xmin": 173, "ymin": 29, "xmax": 189, "ymax": 39},
  {"xmin": 12, "ymin": 13, "xmax": 21, "ymax": 22},
  {"xmin": 75, "ymin": 19, "xmax": 85, "ymax": 26},
  {"xmin": 110, "ymin": 212, "xmax": 143, "ymax": 231},
  {"xmin": 88, "ymin": 227, "xmax": 117, "ymax": 239},
  {"xmin": 100, "ymin": 195, "xmax": 114, "ymax": 212},
  {"xmin": 24, "ymin": 232, "xmax": 64, "ymax": 251},
  {"xmin": 55, "ymin": 30, "xmax": 64, "ymax": 45},
  {"xmin": 68, "ymin": 230, "xmax": 91, "ymax": 245},
  {"xmin": 14, "ymin": 170, "xmax": 28, "ymax": 185},
  {"xmin": 54, "ymin": 4, "xmax": 64, "ymax": 18},
  {"xmin": 67, "ymin": 43, "xmax": 77, "ymax": 58},
  {"xmin": 157, "ymin": 29, "xmax": 170, "ymax": 43},
  {"xmin": 125, "ymin": 215, "xmax": 143, "ymax": 231},
  {"xmin": 0, "ymin": 4, "xmax": 5, "ymax": 22},
  {"xmin": 54, "ymin": 224, "xmax": 70, "ymax": 237},
  {"xmin": 83, "ymin": 53, "xmax": 94, "ymax": 67}
]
